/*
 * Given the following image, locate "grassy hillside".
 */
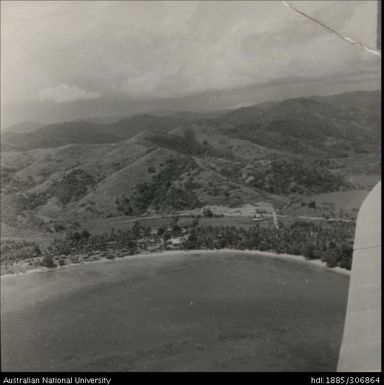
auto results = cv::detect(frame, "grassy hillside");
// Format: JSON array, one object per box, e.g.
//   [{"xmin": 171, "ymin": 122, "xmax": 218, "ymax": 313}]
[
  {"xmin": 1, "ymin": 90, "xmax": 380, "ymax": 232},
  {"xmin": 1, "ymin": 115, "xmax": 183, "ymax": 151}
]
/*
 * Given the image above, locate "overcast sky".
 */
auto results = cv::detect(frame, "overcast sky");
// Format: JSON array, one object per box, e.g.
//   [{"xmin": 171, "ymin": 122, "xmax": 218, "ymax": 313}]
[{"xmin": 1, "ymin": 1, "xmax": 381, "ymax": 127}]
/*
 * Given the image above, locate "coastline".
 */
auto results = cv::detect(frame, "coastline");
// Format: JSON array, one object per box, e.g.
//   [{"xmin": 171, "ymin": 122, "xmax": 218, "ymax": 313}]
[{"xmin": 0, "ymin": 248, "xmax": 350, "ymax": 279}]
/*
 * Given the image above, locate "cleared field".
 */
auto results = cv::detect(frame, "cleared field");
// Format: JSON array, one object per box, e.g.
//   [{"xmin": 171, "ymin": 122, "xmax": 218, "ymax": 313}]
[
  {"xmin": 1, "ymin": 251, "xmax": 349, "ymax": 371},
  {"xmin": 81, "ymin": 215, "xmax": 264, "ymax": 235},
  {"xmin": 303, "ymin": 189, "xmax": 370, "ymax": 212},
  {"xmin": 282, "ymin": 189, "xmax": 372, "ymax": 220},
  {"xmin": 0, "ymin": 223, "xmax": 59, "ymax": 248},
  {"xmin": 347, "ymin": 174, "xmax": 380, "ymax": 189}
]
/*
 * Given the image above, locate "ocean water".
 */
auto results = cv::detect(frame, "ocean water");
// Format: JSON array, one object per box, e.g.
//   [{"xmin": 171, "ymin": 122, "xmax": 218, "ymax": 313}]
[{"xmin": 1, "ymin": 252, "xmax": 349, "ymax": 371}]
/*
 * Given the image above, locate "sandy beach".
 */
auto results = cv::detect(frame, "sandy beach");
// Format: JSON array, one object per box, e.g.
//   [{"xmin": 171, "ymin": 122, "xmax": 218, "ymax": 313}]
[{"xmin": 0, "ymin": 248, "xmax": 350, "ymax": 280}]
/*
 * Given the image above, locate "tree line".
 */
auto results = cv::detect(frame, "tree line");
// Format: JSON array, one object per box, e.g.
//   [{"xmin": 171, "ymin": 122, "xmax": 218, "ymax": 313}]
[{"xmin": 1, "ymin": 219, "xmax": 354, "ymax": 271}]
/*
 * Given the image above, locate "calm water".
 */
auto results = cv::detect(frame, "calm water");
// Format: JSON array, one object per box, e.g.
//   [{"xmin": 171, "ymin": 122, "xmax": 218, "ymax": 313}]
[{"xmin": 1, "ymin": 252, "xmax": 349, "ymax": 371}]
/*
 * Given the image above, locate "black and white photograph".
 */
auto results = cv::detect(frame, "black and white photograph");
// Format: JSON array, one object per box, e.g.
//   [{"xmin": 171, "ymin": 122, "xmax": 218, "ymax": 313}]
[{"xmin": 0, "ymin": 0, "xmax": 381, "ymax": 375}]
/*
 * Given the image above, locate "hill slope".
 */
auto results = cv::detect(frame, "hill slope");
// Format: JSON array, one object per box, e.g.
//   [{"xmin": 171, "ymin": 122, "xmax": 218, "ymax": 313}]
[{"xmin": 1, "ymin": 90, "xmax": 380, "ymax": 231}]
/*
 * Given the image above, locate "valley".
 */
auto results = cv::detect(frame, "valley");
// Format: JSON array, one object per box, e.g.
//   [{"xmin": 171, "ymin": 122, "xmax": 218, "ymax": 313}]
[{"xmin": 0, "ymin": 90, "xmax": 380, "ymax": 274}]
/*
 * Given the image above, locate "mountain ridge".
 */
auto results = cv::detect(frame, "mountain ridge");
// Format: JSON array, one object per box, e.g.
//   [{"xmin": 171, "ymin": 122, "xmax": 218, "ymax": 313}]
[{"xmin": 1, "ymin": 90, "xmax": 380, "ymax": 232}]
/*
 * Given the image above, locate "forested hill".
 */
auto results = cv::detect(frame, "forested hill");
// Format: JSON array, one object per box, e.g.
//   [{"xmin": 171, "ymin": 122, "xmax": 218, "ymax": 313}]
[
  {"xmin": 2, "ymin": 90, "xmax": 380, "ymax": 153},
  {"xmin": 1, "ymin": 90, "xmax": 380, "ymax": 231}
]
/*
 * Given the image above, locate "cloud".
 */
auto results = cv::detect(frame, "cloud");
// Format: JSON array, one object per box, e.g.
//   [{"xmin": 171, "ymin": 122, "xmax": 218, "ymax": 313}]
[
  {"xmin": 36, "ymin": 84, "xmax": 101, "ymax": 103},
  {"xmin": 1, "ymin": 0, "xmax": 380, "ymax": 125}
]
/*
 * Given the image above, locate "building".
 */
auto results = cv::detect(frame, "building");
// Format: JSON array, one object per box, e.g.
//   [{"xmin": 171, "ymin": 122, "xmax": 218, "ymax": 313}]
[
  {"xmin": 252, "ymin": 212, "xmax": 264, "ymax": 221},
  {"xmin": 150, "ymin": 227, "xmax": 158, "ymax": 236},
  {"xmin": 168, "ymin": 236, "xmax": 187, "ymax": 249}
]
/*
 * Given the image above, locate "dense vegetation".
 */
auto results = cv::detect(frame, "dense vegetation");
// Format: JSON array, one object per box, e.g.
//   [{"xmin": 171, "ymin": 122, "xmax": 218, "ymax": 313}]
[
  {"xmin": 148, "ymin": 129, "xmax": 233, "ymax": 159},
  {"xmin": 13, "ymin": 169, "xmax": 96, "ymax": 212},
  {"xmin": 1, "ymin": 167, "xmax": 17, "ymax": 191},
  {"xmin": 1, "ymin": 219, "xmax": 354, "ymax": 271},
  {"xmin": 49, "ymin": 169, "xmax": 96, "ymax": 204},
  {"xmin": 1, "ymin": 240, "xmax": 41, "ymax": 265},
  {"xmin": 129, "ymin": 157, "xmax": 202, "ymax": 213},
  {"xmin": 1, "ymin": 91, "xmax": 379, "ymax": 231},
  {"xmin": 186, "ymin": 222, "xmax": 353, "ymax": 269},
  {"xmin": 148, "ymin": 129, "xmax": 212, "ymax": 156},
  {"xmin": 249, "ymin": 159, "xmax": 350, "ymax": 195},
  {"xmin": 15, "ymin": 191, "xmax": 50, "ymax": 211},
  {"xmin": 115, "ymin": 195, "xmax": 133, "ymax": 216}
]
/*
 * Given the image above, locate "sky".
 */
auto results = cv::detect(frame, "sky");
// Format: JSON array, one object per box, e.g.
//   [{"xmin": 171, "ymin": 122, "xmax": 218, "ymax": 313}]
[{"xmin": 1, "ymin": 1, "xmax": 381, "ymax": 128}]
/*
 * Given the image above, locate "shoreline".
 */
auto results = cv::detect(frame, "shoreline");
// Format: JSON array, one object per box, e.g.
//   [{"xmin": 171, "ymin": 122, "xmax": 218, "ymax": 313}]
[{"xmin": 0, "ymin": 248, "xmax": 350, "ymax": 279}]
